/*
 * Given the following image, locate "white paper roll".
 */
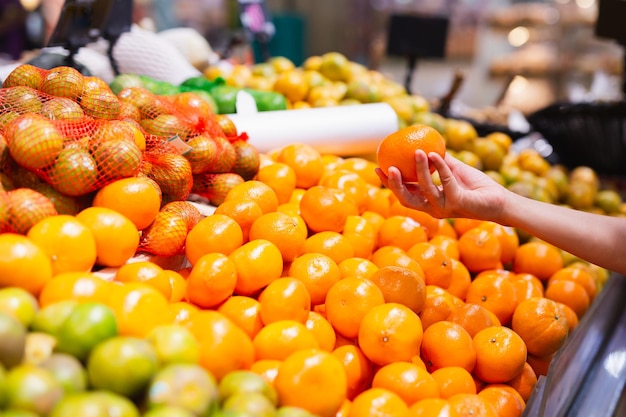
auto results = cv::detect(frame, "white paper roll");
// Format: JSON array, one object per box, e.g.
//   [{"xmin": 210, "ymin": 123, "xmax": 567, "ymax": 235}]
[{"xmin": 228, "ymin": 103, "xmax": 399, "ymax": 156}]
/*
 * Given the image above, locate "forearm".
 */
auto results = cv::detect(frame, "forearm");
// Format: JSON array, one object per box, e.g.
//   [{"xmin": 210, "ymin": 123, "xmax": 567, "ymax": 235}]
[{"xmin": 498, "ymin": 189, "xmax": 626, "ymax": 275}]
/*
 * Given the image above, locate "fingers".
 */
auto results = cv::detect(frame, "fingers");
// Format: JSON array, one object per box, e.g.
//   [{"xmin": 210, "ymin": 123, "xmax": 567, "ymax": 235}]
[{"xmin": 430, "ymin": 152, "xmax": 455, "ymax": 188}]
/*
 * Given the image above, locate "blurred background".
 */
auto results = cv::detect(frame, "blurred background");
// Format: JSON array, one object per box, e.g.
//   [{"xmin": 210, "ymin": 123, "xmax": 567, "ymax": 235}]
[{"xmin": 0, "ymin": 0, "xmax": 624, "ymax": 115}]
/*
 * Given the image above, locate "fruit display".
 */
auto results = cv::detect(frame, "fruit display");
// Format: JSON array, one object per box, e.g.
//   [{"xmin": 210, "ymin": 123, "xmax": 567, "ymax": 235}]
[
  {"xmin": 202, "ymin": 53, "xmax": 431, "ymax": 129},
  {"xmin": 0, "ymin": 59, "xmax": 622, "ymax": 417},
  {"xmin": 109, "ymin": 73, "xmax": 288, "ymax": 115}
]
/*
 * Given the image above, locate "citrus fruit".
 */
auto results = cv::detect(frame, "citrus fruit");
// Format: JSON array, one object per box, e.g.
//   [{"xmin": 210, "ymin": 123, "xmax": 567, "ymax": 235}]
[
  {"xmin": 145, "ymin": 363, "xmax": 219, "ymax": 416},
  {"xmin": 376, "ymin": 124, "xmax": 446, "ymax": 182},
  {"xmin": 87, "ymin": 336, "xmax": 159, "ymax": 398},
  {"xmin": 0, "ymin": 233, "xmax": 53, "ymax": 295},
  {"xmin": 55, "ymin": 302, "xmax": 118, "ymax": 361}
]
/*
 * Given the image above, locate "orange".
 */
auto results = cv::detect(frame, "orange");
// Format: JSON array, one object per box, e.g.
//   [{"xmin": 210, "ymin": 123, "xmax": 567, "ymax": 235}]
[
  {"xmin": 429, "ymin": 234, "xmax": 460, "ymax": 260},
  {"xmin": 526, "ymin": 352, "xmax": 554, "ymax": 377},
  {"xmin": 389, "ymin": 201, "xmax": 440, "ymax": 238},
  {"xmin": 446, "ymin": 259, "xmax": 472, "ymax": 300},
  {"xmin": 230, "ymin": 239, "xmax": 284, "ymax": 296},
  {"xmin": 305, "ymin": 311, "xmax": 336, "ymax": 352},
  {"xmin": 378, "ymin": 215, "xmax": 428, "ymax": 252},
  {"xmin": 447, "ymin": 393, "xmax": 499, "ymax": 417},
  {"xmin": 299, "ymin": 185, "xmax": 350, "ymax": 233},
  {"xmin": 372, "ymin": 361, "xmax": 440, "ymax": 404},
  {"xmin": 447, "ymin": 303, "xmax": 499, "ymax": 338},
  {"xmin": 511, "ymin": 297, "xmax": 569, "ymax": 357},
  {"xmin": 548, "ymin": 266, "xmax": 596, "ymax": 300},
  {"xmin": 321, "ymin": 153, "xmax": 344, "ymax": 177},
  {"xmin": 273, "ymin": 69, "xmax": 309, "ymax": 102},
  {"xmin": 472, "ymin": 326, "xmax": 527, "ymax": 383},
  {"xmin": 75, "ymin": 206, "xmax": 139, "ymax": 267},
  {"xmin": 332, "ymin": 344, "xmax": 374, "ymax": 401},
  {"xmin": 253, "ymin": 320, "xmax": 319, "ymax": 361},
  {"xmin": 465, "ymin": 272, "xmax": 518, "ymax": 326},
  {"xmin": 249, "ymin": 211, "xmax": 308, "ymax": 262},
  {"xmin": 478, "ymin": 385, "xmax": 525, "ymax": 417},
  {"xmin": 511, "ymin": 273, "xmax": 544, "ymax": 302},
  {"xmin": 319, "ymin": 169, "xmax": 368, "ymax": 211},
  {"xmin": 38, "ymin": 271, "xmax": 111, "ymax": 307},
  {"xmin": 453, "ymin": 218, "xmax": 484, "ymax": 236},
  {"xmin": 457, "ymin": 227, "xmax": 502, "ymax": 273},
  {"xmin": 477, "ymin": 222, "xmax": 519, "ymax": 265},
  {"xmin": 213, "ymin": 199, "xmax": 264, "ymax": 242},
  {"xmin": 324, "ymin": 276, "xmax": 385, "ymax": 339},
  {"xmin": 371, "ymin": 246, "xmax": 426, "ymax": 276},
  {"xmin": 0, "ymin": 233, "xmax": 54, "ymax": 295},
  {"xmin": 361, "ymin": 185, "xmax": 392, "ymax": 218},
  {"xmin": 419, "ymin": 286, "xmax": 460, "ymax": 330},
  {"xmin": 288, "ymin": 252, "xmax": 341, "ymax": 305},
  {"xmin": 162, "ymin": 269, "xmax": 186, "ymax": 302},
  {"xmin": 341, "ymin": 215, "xmax": 377, "ymax": 259},
  {"xmin": 185, "ymin": 214, "xmax": 243, "ymax": 265},
  {"xmin": 301, "ymin": 231, "xmax": 355, "ymax": 265},
  {"xmin": 544, "ymin": 279, "xmax": 590, "ymax": 318},
  {"xmin": 92, "ymin": 177, "xmax": 162, "ymax": 230},
  {"xmin": 361, "ymin": 210, "xmax": 386, "ymax": 236},
  {"xmin": 107, "ymin": 282, "xmax": 171, "ymax": 338},
  {"xmin": 347, "ymin": 387, "xmax": 409, "ymax": 417},
  {"xmin": 505, "ymin": 362, "xmax": 537, "ymax": 402},
  {"xmin": 431, "ymin": 366, "xmax": 477, "ymax": 398},
  {"xmin": 435, "ymin": 219, "xmax": 458, "ymax": 239},
  {"xmin": 275, "ymin": 143, "xmax": 324, "ymax": 189},
  {"xmin": 376, "ymin": 124, "xmax": 446, "ymax": 181},
  {"xmin": 258, "ymin": 277, "xmax": 311, "ymax": 325},
  {"xmin": 513, "ymin": 241, "xmax": 563, "ymax": 280},
  {"xmin": 407, "ymin": 242, "xmax": 453, "ymax": 289},
  {"xmin": 274, "ymin": 348, "xmax": 347, "ymax": 417},
  {"xmin": 169, "ymin": 301, "xmax": 199, "ymax": 326},
  {"xmin": 114, "ymin": 261, "xmax": 171, "ymax": 300},
  {"xmin": 223, "ymin": 179, "xmax": 279, "ymax": 215},
  {"xmin": 185, "ymin": 252, "xmax": 237, "ymax": 309},
  {"xmin": 250, "ymin": 359, "xmax": 282, "ymax": 385},
  {"xmin": 408, "ymin": 398, "xmax": 454, "ymax": 417},
  {"xmin": 26, "ymin": 215, "xmax": 97, "ymax": 275},
  {"xmin": 338, "ymin": 257, "xmax": 378, "ymax": 280},
  {"xmin": 255, "ymin": 161, "xmax": 297, "ymax": 204},
  {"xmin": 556, "ymin": 302, "xmax": 579, "ymax": 331},
  {"xmin": 217, "ymin": 295, "xmax": 264, "ymax": 338},
  {"xmin": 358, "ymin": 302, "xmax": 424, "ymax": 366},
  {"xmin": 337, "ymin": 157, "xmax": 382, "ymax": 187},
  {"xmin": 187, "ymin": 310, "xmax": 255, "ymax": 380},
  {"xmin": 367, "ymin": 265, "xmax": 427, "ymax": 314},
  {"xmin": 421, "ymin": 320, "xmax": 476, "ymax": 373}
]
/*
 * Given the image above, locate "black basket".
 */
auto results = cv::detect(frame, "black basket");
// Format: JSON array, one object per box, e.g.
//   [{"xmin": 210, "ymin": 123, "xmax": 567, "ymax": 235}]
[{"xmin": 527, "ymin": 101, "xmax": 626, "ymax": 176}]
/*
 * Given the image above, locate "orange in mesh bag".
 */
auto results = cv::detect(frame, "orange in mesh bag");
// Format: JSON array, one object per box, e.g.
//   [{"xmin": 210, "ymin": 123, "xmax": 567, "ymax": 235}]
[
  {"xmin": 0, "ymin": 64, "xmax": 142, "ymax": 198},
  {"xmin": 139, "ymin": 200, "xmax": 203, "ymax": 257},
  {"xmin": 0, "ymin": 188, "xmax": 58, "ymax": 234}
]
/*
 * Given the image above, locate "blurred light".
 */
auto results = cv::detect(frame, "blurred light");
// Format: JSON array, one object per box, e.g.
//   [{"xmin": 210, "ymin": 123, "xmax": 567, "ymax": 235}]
[
  {"xmin": 20, "ymin": 0, "xmax": 40, "ymax": 12},
  {"xmin": 555, "ymin": 0, "xmax": 570, "ymax": 4},
  {"xmin": 604, "ymin": 350, "xmax": 626, "ymax": 379},
  {"xmin": 508, "ymin": 26, "xmax": 530, "ymax": 47},
  {"xmin": 545, "ymin": 8, "xmax": 560, "ymax": 24},
  {"xmin": 508, "ymin": 75, "xmax": 529, "ymax": 96},
  {"xmin": 576, "ymin": 0, "xmax": 596, "ymax": 9}
]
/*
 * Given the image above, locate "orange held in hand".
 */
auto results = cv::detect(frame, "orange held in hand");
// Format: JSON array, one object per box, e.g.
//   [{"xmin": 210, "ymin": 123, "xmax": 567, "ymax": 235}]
[{"xmin": 376, "ymin": 124, "xmax": 446, "ymax": 182}]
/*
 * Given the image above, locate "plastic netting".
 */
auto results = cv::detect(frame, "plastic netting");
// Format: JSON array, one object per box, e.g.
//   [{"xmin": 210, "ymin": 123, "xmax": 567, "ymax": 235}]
[{"xmin": 0, "ymin": 64, "xmax": 244, "ymax": 213}]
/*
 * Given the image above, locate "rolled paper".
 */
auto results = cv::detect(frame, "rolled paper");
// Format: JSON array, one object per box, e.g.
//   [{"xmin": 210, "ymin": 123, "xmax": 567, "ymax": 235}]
[{"xmin": 228, "ymin": 102, "xmax": 399, "ymax": 155}]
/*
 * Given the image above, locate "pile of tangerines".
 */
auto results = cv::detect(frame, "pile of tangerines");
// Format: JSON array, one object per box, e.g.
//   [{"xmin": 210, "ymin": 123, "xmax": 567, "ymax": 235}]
[{"xmin": 0, "ymin": 131, "xmax": 602, "ymax": 417}]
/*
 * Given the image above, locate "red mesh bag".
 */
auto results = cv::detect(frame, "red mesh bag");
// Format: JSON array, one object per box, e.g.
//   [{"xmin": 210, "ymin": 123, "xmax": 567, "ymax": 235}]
[
  {"xmin": 0, "ymin": 65, "xmax": 144, "ymax": 198},
  {"xmin": 139, "ymin": 200, "xmax": 203, "ymax": 257}
]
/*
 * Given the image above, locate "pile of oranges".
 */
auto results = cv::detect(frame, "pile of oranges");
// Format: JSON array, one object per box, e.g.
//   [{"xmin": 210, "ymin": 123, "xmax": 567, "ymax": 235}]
[{"xmin": 0, "ymin": 134, "xmax": 603, "ymax": 416}]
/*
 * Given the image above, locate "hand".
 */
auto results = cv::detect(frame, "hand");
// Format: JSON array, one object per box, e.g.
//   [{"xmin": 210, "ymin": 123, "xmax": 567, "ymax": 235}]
[{"xmin": 375, "ymin": 149, "xmax": 508, "ymax": 221}]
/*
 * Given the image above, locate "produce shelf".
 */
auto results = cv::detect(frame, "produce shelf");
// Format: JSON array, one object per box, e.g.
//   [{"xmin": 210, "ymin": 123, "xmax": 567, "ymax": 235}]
[{"xmin": 523, "ymin": 273, "xmax": 626, "ymax": 417}]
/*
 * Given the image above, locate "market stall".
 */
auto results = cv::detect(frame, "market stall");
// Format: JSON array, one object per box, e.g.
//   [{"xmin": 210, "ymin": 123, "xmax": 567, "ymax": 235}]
[{"xmin": 0, "ymin": 1, "xmax": 625, "ymax": 417}]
